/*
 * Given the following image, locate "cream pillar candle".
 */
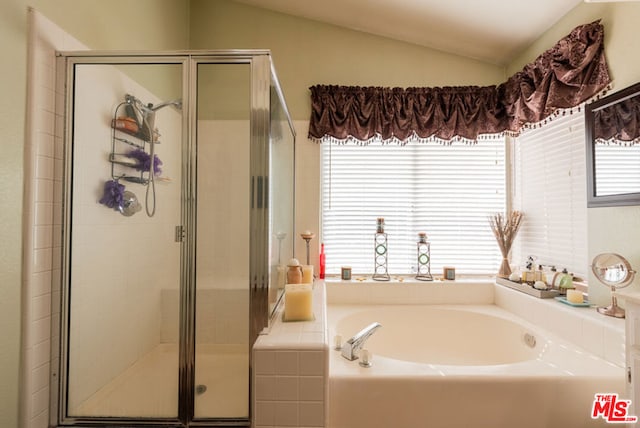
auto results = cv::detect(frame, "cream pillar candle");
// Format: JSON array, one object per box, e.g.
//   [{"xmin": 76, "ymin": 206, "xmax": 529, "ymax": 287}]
[
  {"xmin": 566, "ymin": 289, "xmax": 584, "ymax": 304},
  {"xmin": 284, "ymin": 284, "xmax": 314, "ymax": 321},
  {"xmin": 302, "ymin": 265, "xmax": 314, "ymax": 284}
]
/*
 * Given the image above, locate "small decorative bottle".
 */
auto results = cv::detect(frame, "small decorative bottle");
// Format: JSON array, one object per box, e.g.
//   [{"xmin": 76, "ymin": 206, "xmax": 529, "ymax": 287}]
[
  {"xmin": 319, "ymin": 243, "xmax": 326, "ymax": 279},
  {"xmin": 373, "ymin": 217, "xmax": 390, "ymax": 281},
  {"xmin": 415, "ymin": 232, "xmax": 433, "ymax": 281}
]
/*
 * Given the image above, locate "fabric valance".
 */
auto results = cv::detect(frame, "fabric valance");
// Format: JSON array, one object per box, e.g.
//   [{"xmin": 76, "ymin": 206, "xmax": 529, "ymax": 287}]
[
  {"xmin": 593, "ymin": 93, "xmax": 640, "ymax": 145},
  {"xmin": 309, "ymin": 20, "xmax": 611, "ymax": 144}
]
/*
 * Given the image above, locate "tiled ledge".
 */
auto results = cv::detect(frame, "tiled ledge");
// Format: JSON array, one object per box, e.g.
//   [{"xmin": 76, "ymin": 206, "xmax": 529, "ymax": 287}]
[
  {"xmin": 494, "ymin": 282, "xmax": 625, "ymax": 367},
  {"xmin": 252, "ymin": 281, "xmax": 328, "ymax": 428},
  {"xmin": 256, "ymin": 281, "xmax": 327, "ymax": 349}
]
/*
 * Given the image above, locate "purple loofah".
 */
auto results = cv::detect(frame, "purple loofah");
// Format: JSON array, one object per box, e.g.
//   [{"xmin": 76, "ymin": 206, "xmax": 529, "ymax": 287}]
[
  {"xmin": 127, "ymin": 148, "xmax": 163, "ymax": 176},
  {"xmin": 99, "ymin": 179, "xmax": 125, "ymax": 210},
  {"xmin": 152, "ymin": 154, "xmax": 163, "ymax": 176}
]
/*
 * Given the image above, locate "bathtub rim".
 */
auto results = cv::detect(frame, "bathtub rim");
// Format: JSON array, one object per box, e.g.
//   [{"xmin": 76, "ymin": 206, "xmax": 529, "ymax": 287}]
[{"xmin": 327, "ymin": 303, "xmax": 623, "ymax": 379}]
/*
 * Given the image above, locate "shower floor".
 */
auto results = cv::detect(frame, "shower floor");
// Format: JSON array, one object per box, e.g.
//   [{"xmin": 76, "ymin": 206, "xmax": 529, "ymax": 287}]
[{"xmin": 72, "ymin": 343, "xmax": 249, "ymax": 419}]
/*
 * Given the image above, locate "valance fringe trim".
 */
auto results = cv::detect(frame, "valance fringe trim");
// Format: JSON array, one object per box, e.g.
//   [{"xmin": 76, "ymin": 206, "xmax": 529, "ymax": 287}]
[{"xmin": 595, "ymin": 138, "xmax": 640, "ymax": 146}]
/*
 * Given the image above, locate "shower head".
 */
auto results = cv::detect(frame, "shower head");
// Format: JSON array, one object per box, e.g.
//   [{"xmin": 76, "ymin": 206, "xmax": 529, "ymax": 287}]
[
  {"xmin": 149, "ymin": 99, "xmax": 182, "ymax": 112},
  {"xmin": 123, "ymin": 94, "xmax": 182, "ymax": 143},
  {"xmin": 125, "ymin": 94, "xmax": 182, "ymax": 113}
]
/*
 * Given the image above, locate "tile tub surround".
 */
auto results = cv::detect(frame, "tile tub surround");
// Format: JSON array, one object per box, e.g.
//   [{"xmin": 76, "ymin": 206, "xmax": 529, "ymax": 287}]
[{"xmin": 252, "ymin": 281, "xmax": 328, "ymax": 428}]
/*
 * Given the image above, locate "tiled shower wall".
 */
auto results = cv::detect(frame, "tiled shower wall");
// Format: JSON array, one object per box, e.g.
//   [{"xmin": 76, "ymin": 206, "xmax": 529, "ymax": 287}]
[{"xmin": 22, "ymin": 10, "xmax": 86, "ymax": 428}]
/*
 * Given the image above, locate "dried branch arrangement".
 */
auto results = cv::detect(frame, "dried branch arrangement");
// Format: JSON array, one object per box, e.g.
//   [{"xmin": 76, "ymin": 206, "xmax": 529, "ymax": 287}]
[{"xmin": 488, "ymin": 211, "xmax": 524, "ymax": 278}]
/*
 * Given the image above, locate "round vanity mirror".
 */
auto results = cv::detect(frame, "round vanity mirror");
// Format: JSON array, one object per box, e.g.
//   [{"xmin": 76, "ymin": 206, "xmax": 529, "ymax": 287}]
[{"xmin": 591, "ymin": 253, "xmax": 636, "ymax": 318}]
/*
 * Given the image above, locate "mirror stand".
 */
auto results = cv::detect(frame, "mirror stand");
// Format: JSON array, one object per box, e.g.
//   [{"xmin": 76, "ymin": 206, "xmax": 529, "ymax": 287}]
[{"xmin": 597, "ymin": 286, "xmax": 626, "ymax": 318}]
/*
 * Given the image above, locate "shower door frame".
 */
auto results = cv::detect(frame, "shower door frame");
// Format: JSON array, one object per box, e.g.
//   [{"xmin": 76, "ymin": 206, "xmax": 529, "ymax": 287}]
[{"xmin": 53, "ymin": 51, "xmax": 278, "ymax": 428}]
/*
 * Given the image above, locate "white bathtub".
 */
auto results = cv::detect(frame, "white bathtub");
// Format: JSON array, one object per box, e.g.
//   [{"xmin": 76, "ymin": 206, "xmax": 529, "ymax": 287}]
[{"xmin": 328, "ymin": 304, "xmax": 625, "ymax": 428}]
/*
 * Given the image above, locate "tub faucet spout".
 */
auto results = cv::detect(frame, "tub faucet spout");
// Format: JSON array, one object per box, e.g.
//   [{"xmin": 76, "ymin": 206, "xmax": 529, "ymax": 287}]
[{"xmin": 341, "ymin": 322, "xmax": 382, "ymax": 361}]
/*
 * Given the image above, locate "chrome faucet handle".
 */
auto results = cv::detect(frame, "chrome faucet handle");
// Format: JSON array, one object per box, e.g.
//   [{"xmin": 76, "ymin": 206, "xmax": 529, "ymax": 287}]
[{"xmin": 341, "ymin": 322, "xmax": 381, "ymax": 361}]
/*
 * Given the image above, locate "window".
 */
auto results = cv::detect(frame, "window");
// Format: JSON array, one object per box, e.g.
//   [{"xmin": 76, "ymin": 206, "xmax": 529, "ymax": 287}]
[
  {"xmin": 511, "ymin": 112, "xmax": 587, "ymax": 280},
  {"xmin": 594, "ymin": 143, "xmax": 640, "ymax": 196},
  {"xmin": 321, "ymin": 139, "xmax": 506, "ymax": 275}
]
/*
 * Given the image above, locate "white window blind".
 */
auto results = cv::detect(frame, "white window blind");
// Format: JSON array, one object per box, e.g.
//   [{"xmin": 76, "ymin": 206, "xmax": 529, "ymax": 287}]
[
  {"xmin": 594, "ymin": 143, "xmax": 640, "ymax": 196},
  {"xmin": 512, "ymin": 112, "xmax": 587, "ymax": 280},
  {"xmin": 321, "ymin": 139, "xmax": 506, "ymax": 275}
]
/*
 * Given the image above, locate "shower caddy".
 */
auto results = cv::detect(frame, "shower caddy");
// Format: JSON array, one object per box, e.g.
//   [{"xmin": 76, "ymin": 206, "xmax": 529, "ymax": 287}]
[{"xmin": 109, "ymin": 95, "xmax": 159, "ymax": 186}]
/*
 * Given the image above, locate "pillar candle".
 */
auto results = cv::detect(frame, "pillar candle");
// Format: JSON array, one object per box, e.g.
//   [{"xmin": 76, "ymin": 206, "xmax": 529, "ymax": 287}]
[
  {"xmin": 284, "ymin": 284, "xmax": 313, "ymax": 321},
  {"xmin": 302, "ymin": 265, "xmax": 314, "ymax": 284}
]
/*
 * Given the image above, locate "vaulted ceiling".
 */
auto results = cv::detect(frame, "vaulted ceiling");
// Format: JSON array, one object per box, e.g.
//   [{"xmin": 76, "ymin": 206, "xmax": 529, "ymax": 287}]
[{"xmin": 234, "ymin": 0, "xmax": 584, "ymax": 65}]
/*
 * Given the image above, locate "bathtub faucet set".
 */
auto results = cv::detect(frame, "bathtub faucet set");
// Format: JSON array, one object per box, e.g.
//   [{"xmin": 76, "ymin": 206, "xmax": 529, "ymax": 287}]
[{"xmin": 340, "ymin": 322, "xmax": 382, "ymax": 362}]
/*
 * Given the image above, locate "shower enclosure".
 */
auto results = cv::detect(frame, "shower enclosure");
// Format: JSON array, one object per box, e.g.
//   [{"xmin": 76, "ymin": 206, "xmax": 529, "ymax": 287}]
[{"xmin": 51, "ymin": 51, "xmax": 295, "ymax": 427}]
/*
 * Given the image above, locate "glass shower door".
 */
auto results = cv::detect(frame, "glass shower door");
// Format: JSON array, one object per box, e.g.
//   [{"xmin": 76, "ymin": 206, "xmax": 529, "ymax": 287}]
[{"xmin": 65, "ymin": 61, "xmax": 184, "ymax": 419}]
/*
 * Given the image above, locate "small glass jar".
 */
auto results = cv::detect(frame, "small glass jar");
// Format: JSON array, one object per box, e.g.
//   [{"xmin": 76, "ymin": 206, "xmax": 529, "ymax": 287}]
[{"xmin": 341, "ymin": 266, "xmax": 352, "ymax": 280}]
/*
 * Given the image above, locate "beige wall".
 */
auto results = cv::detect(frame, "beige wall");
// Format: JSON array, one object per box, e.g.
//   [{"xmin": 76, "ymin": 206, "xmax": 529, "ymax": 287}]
[
  {"xmin": 508, "ymin": 3, "xmax": 640, "ymax": 305},
  {"xmin": 189, "ymin": 0, "xmax": 506, "ymax": 120}
]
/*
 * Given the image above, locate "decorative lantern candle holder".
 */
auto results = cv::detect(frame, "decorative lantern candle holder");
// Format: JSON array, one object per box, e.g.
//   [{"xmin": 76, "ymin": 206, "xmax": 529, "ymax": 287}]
[
  {"xmin": 373, "ymin": 217, "xmax": 390, "ymax": 281},
  {"xmin": 415, "ymin": 232, "xmax": 433, "ymax": 281}
]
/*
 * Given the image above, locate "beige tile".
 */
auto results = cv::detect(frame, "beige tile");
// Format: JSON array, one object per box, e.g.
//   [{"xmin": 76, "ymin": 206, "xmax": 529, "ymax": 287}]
[
  {"xmin": 274, "ymin": 402, "xmax": 298, "ymax": 427},
  {"xmin": 30, "ymin": 317, "xmax": 51, "ymax": 347},
  {"xmin": 254, "ymin": 350, "xmax": 276, "ymax": 375},
  {"xmin": 299, "ymin": 351, "xmax": 324, "ymax": 376},
  {"xmin": 299, "ymin": 401, "xmax": 324, "ymax": 427},
  {"xmin": 275, "ymin": 351, "xmax": 298, "ymax": 375},
  {"xmin": 30, "ymin": 362, "xmax": 50, "ymax": 393},
  {"xmin": 31, "ymin": 271, "xmax": 51, "ymax": 297},
  {"xmin": 31, "ymin": 294, "xmax": 51, "ymax": 321},
  {"xmin": 276, "ymin": 376, "xmax": 298, "ymax": 401},
  {"xmin": 33, "ymin": 225, "xmax": 53, "ymax": 250},
  {"xmin": 255, "ymin": 376, "xmax": 277, "ymax": 401},
  {"xmin": 299, "ymin": 376, "xmax": 324, "ymax": 401},
  {"xmin": 34, "ymin": 202, "xmax": 53, "ymax": 226},
  {"xmin": 255, "ymin": 401, "xmax": 275, "ymax": 426}
]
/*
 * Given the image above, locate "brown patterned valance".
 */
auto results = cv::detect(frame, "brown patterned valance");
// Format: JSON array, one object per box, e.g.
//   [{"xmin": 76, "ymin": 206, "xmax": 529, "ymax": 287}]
[
  {"xmin": 309, "ymin": 20, "xmax": 611, "ymax": 144},
  {"xmin": 593, "ymin": 91, "xmax": 640, "ymax": 145}
]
